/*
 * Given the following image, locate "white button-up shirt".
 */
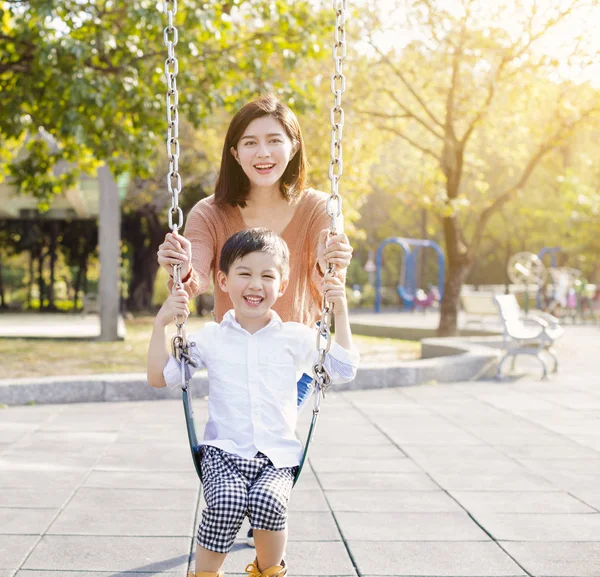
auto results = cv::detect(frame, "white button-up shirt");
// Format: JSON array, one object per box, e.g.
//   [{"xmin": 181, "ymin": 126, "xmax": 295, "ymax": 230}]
[{"xmin": 164, "ymin": 310, "xmax": 360, "ymax": 468}]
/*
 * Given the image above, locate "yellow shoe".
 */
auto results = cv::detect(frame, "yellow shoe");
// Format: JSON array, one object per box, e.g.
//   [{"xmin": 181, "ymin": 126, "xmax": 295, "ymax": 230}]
[{"xmin": 244, "ymin": 558, "xmax": 287, "ymax": 577}]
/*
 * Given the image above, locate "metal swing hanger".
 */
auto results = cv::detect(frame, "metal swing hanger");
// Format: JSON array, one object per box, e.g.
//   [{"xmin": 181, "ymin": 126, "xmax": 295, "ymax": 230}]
[{"xmin": 163, "ymin": 0, "xmax": 348, "ymax": 485}]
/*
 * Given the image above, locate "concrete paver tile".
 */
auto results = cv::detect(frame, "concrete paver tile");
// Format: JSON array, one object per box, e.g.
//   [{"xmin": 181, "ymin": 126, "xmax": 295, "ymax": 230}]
[
  {"xmin": 48, "ymin": 507, "xmax": 197, "ymax": 537},
  {"xmin": 386, "ymin": 428, "xmax": 484, "ymax": 446},
  {"xmin": 494, "ymin": 443, "xmax": 600, "ymax": 460},
  {"xmin": 22, "ymin": 535, "xmax": 190, "ymax": 572},
  {"xmin": 0, "ymin": 470, "xmax": 86, "ymax": 490},
  {"xmin": 431, "ymin": 470, "xmax": 559, "ymax": 491},
  {"xmin": 518, "ymin": 458, "xmax": 600, "ymax": 475},
  {"xmin": 318, "ymin": 472, "xmax": 439, "ymax": 491},
  {"xmin": 502, "ymin": 541, "xmax": 600, "ymax": 577},
  {"xmin": 219, "ymin": 541, "xmax": 355, "ymax": 575},
  {"xmin": 0, "ymin": 508, "xmax": 57, "ymax": 534},
  {"xmin": 450, "ymin": 490, "xmax": 596, "ymax": 513},
  {"xmin": 476, "ymin": 512, "xmax": 600, "ymax": 541},
  {"xmin": 402, "ymin": 444, "xmax": 513, "ymax": 468},
  {"xmin": 288, "ymin": 489, "xmax": 329, "ymax": 512},
  {"xmin": 0, "ymin": 486, "xmax": 73, "ymax": 508},
  {"xmin": 304, "ymin": 443, "xmax": 401, "ymax": 458},
  {"xmin": 0, "ymin": 536, "xmax": 39, "ymax": 571},
  {"xmin": 15, "ymin": 569, "xmax": 177, "ymax": 577},
  {"xmin": 12, "ymin": 430, "xmax": 118, "ymax": 449},
  {"xmin": 336, "ymin": 512, "xmax": 490, "ymax": 541},
  {"xmin": 67, "ymin": 487, "xmax": 198, "ymax": 511},
  {"xmin": 95, "ymin": 443, "xmax": 192, "ymax": 471},
  {"xmin": 287, "ymin": 512, "xmax": 341, "ymax": 541},
  {"xmin": 83, "ymin": 470, "xmax": 199, "ymax": 489},
  {"xmin": 0, "ymin": 406, "xmax": 60, "ymax": 422},
  {"xmin": 309, "ymin": 457, "xmax": 421, "ymax": 474},
  {"xmin": 577, "ymin": 492, "xmax": 600, "ymax": 511},
  {"xmin": 348, "ymin": 540, "xmax": 526, "ymax": 576},
  {"xmin": 327, "ymin": 490, "xmax": 463, "ymax": 513},
  {"xmin": 0, "ymin": 449, "xmax": 99, "ymax": 471}
]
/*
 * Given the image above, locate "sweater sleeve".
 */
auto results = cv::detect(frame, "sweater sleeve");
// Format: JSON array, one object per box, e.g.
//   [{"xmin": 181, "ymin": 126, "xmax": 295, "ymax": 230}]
[{"xmin": 167, "ymin": 201, "xmax": 216, "ymax": 298}]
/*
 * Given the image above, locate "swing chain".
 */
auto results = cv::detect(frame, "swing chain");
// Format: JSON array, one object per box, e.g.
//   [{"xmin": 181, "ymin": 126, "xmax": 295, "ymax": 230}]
[
  {"xmin": 313, "ymin": 0, "xmax": 347, "ymax": 407},
  {"xmin": 164, "ymin": 0, "xmax": 189, "ymax": 387},
  {"xmin": 164, "ymin": 0, "xmax": 183, "ymax": 233}
]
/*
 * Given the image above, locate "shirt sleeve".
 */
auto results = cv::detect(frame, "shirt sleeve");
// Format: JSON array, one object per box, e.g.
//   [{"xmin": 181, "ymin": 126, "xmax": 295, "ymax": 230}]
[
  {"xmin": 291, "ymin": 322, "xmax": 360, "ymax": 385},
  {"xmin": 322, "ymin": 341, "xmax": 360, "ymax": 384},
  {"xmin": 162, "ymin": 328, "xmax": 209, "ymax": 389},
  {"xmin": 167, "ymin": 203, "xmax": 216, "ymax": 298}
]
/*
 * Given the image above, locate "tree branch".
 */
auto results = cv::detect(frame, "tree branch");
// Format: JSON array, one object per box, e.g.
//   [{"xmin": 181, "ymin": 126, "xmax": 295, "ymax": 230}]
[
  {"xmin": 382, "ymin": 88, "xmax": 445, "ymax": 140},
  {"xmin": 372, "ymin": 42, "xmax": 445, "ymax": 130},
  {"xmin": 461, "ymin": 0, "xmax": 586, "ymax": 146},
  {"xmin": 468, "ymin": 104, "xmax": 599, "ymax": 257},
  {"xmin": 376, "ymin": 125, "xmax": 440, "ymax": 160}
]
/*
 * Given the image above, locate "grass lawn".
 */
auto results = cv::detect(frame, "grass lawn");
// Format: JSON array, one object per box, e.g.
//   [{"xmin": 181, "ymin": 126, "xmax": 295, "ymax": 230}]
[{"xmin": 0, "ymin": 316, "xmax": 420, "ymax": 379}]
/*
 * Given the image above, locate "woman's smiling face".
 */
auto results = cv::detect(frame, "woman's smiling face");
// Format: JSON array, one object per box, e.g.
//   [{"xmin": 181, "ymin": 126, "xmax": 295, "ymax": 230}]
[{"xmin": 231, "ymin": 115, "xmax": 298, "ymax": 190}]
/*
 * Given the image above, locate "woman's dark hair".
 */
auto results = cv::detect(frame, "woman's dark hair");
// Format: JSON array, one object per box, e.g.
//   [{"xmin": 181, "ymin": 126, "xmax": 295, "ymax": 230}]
[
  {"xmin": 214, "ymin": 94, "xmax": 308, "ymax": 207},
  {"xmin": 219, "ymin": 228, "xmax": 290, "ymax": 280}
]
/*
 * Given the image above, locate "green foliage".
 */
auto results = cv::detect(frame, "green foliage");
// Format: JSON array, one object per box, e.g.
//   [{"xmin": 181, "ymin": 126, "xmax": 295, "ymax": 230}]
[{"xmin": 1, "ymin": 0, "xmax": 330, "ymax": 203}]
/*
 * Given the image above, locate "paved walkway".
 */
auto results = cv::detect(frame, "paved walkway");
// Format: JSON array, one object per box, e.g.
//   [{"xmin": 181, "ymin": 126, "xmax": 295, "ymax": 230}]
[{"xmin": 1, "ymin": 325, "xmax": 599, "ymax": 576}]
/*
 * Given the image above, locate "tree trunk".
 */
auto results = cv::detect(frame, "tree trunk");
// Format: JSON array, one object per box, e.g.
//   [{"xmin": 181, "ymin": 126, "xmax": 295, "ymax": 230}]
[
  {"xmin": 437, "ymin": 257, "xmax": 472, "ymax": 336},
  {"xmin": 72, "ymin": 254, "xmax": 84, "ymax": 310},
  {"xmin": 37, "ymin": 251, "xmax": 46, "ymax": 311},
  {"xmin": 0, "ymin": 253, "xmax": 6, "ymax": 309},
  {"xmin": 47, "ymin": 221, "xmax": 58, "ymax": 311},
  {"xmin": 27, "ymin": 249, "xmax": 34, "ymax": 308}
]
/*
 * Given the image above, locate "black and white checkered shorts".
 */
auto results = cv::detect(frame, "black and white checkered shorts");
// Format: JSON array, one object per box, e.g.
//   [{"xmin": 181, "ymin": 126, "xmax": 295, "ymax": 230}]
[{"xmin": 197, "ymin": 445, "xmax": 296, "ymax": 553}]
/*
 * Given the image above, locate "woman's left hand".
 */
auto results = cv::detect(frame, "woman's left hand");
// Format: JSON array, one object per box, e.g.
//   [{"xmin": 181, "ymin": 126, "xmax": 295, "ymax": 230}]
[{"xmin": 318, "ymin": 229, "xmax": 353, "ymax": 274}]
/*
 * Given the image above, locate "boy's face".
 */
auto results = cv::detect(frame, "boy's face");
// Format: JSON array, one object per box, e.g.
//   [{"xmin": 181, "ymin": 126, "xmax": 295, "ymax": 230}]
[{"xmin": 217, "ymin": 250, "xmax": 288, "ymax": 322}]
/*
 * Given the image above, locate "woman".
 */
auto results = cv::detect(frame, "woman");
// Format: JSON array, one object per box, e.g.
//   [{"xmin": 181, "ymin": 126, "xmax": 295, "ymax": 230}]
[{"xmin": 157, "ymin": 93, "xmax": 353, "ymax": 325}]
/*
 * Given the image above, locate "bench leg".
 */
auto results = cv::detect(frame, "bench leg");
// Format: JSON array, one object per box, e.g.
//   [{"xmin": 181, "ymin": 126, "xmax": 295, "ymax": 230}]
[
  {"xmin": 546, "ymin": 347, "xmax": 559, "ymax": 373},
  {"xmin": 536, "ymin": 352, "xmax": 549, "ymax": 380},
  {"xmin": 496, "ymin": 352, "xmax": 513, "ymax": 380}
]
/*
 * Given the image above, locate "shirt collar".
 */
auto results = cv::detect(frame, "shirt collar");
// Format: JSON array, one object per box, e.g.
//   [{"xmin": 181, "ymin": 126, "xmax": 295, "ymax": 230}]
[{"xmin": 221, "ymin": 309, "xmax": 284, "ymax": 333}]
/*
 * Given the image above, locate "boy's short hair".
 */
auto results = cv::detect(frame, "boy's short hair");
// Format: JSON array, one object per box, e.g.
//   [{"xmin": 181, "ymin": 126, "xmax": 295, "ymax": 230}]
[{"xmin": 219, "ymin": 228, "xmax": 290, "ymax": 279}]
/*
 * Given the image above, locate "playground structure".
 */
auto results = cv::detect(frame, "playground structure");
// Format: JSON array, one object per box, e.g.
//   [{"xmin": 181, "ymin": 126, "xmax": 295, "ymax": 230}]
[
  {"xmin": 502, "ymin": 248, "xmax": 598, "ymax": 323},
  {"xmin": 535, "ymin": 247, "xmax": 598, "ymax": 323},
  {"xmin": 375, "ymin": 237, "xmax": 445, "ymax": 313}
]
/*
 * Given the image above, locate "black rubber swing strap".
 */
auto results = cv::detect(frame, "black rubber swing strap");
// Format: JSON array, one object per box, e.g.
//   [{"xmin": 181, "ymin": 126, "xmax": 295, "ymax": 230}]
[{"xmin": 294, "ymin": 409, "xmax": 320, "ymax": 486}]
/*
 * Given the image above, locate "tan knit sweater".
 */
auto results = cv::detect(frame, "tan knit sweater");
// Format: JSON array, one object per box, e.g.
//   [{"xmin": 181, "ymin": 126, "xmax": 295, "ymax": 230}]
[{"xmin": 175, "ymin": 189, "xmax": 332, "ymax": 326}]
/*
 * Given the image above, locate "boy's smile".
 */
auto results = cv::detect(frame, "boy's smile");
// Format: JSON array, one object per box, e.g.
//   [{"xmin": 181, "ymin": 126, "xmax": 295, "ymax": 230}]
[{"xmin": 217, "ymin": 250, "xmax": 289, "ymax": 332}]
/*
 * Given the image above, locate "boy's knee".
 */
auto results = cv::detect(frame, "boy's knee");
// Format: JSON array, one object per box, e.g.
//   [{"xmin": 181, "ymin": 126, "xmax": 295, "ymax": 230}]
[
  {"xmin": 206, "ymin": 482, "xmax": 248, "ymax": 516},
  {"xmin": 248, "ymin": 484, "xmax": 288, "ymax": 520}
]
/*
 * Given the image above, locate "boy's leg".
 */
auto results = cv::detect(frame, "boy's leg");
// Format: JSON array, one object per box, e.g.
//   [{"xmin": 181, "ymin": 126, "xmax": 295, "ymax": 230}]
[
  {"xmin": 253, "ymin": 528, "xmax": 287, "ymax": 571},
  {"xmin": 247, "ymin": 463, "xmax": 294, "ymax": 572},
  {"xmin": 194, "ymin": 545, "xmax": 227, "ymax": 573},
  {"xmin": 196, "ymin": 447, "xmax": 249, "ymax": 571}
]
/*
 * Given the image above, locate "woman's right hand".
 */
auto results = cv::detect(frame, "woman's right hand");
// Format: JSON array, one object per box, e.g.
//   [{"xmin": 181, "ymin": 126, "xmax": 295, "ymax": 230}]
[{"xmin": 157, "ymin": 231, "xmax": 192, "ymax": 279}]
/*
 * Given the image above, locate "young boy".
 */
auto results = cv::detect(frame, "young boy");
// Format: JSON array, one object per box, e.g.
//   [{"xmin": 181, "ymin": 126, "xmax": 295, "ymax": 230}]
[{"xmin": 147, "ymin": 228, "xmax": 359, "ymax": 577}]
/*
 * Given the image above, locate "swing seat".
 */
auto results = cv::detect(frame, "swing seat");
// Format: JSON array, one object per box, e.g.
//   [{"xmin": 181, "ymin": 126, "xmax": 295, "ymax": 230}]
[{"xmin": 182, "ymin": 373, "xmax": 316, "ymax": 485}]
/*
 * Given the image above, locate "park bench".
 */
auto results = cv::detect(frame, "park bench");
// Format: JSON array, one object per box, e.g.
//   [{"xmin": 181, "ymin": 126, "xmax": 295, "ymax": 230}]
[
  {"xmin": 494, "ymin": 294, "xmax": 564, "ymax": 379},
  {"xmin": 82, "ymin": 292, "xmax": 99, "ymax": 315},
  {"xmin": 460, "ymin": 292, "xmax": 498, "ymax": 325}
]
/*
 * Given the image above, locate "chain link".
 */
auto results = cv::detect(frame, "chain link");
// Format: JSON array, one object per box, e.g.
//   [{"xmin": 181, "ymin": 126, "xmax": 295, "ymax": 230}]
[
  {"xmin": 164, "ymin": 0, "xmax": 189, "ymax": 382},
  {"xmin": 312, "ymin": 0, "xmax": 347, "ymax": 409}
]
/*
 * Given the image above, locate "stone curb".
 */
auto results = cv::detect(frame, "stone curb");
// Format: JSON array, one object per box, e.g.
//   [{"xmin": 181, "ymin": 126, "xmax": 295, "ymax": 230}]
[{"xmin": 0, "ymin": 338, "xmax": 502, "ymax": 406}]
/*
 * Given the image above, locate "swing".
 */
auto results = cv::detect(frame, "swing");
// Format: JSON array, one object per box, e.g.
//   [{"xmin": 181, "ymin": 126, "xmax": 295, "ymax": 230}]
[{"xmin": 163, "ymin": 0, "xmax": 348, "ymax": 486}]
